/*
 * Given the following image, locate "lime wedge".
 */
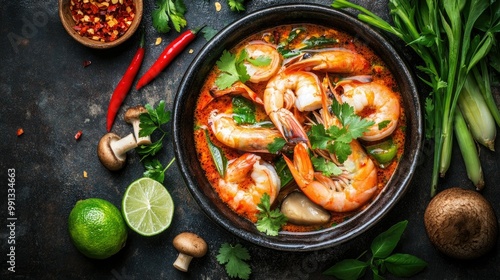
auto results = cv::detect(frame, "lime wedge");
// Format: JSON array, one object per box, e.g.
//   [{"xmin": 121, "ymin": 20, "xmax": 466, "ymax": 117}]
[{"xmin": 122, "ymin": 178, "xmax": 174, "ymax": 236}]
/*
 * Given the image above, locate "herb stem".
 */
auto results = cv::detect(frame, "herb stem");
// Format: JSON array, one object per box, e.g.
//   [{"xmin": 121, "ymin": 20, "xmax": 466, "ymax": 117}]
[{"xmin": 163, "ymin": 157, "xmax": 176, "ymax": 173}]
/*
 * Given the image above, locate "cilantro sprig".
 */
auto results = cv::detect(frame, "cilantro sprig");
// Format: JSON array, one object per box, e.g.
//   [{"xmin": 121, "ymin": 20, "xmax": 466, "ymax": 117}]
[
  {"xmin": 137, "ymin": 100, "xmax": 174, "ymax": 183},
  {"xmin": 323, "ymin": 220, "xmax": 427, "ymax": 279},
  {"xmin": 215, "ymin": 48, "xmax": 271, "ymax": 90},
  {"xmin": 152, "ymin": 0, "xmax": 187, "ymax": 33},
  {"xmin": 227, "ymin": 0, "xmax": 247, "ymax": 12},
  {"xmin": 256, "ymin": 193, "xmax": 287, "ymax": 236},
  {"xmin": 217, "ymin": 243, "xmax": 252, "ymax": 280},
  {"xmin": 215, "ymin": 49, "xmax": 250, "ymax": 89},
  {"xmin": 309, "ymin": 99, "xmax": 374, "ymax": 164}
]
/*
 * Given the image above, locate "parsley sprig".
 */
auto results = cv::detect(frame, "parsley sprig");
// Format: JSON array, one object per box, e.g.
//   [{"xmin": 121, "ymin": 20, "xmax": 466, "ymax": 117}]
[
  {"xmin": 152, "ymin": 0, "xmax": 187, "ymax": 33},
  {"xmin": 217, "ymin": 243, "xmax": 252, "ymax": 280},
  {"xmin": 323, "ymin": 220, "xmax": 427, "ymax": 279},
  {"xmin": 309, "ymin": 99, "xmax": 374, "ymax": 164},
  {"xmin": 256, "ymin": 193, "xmax": 288, "ymax": 236}
]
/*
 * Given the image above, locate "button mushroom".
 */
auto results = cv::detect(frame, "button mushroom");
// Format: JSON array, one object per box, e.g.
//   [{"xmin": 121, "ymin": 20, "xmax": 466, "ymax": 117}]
[
  {"xmin": 424, "ymin": 187, "xmax": 498, "ymax": 259},
  {"xmin": 97, "ymin": 132, "xmax": 137, "ymax": 171},
  {"xmin": 281, "ymin": 192, "xmax": 331, "ymax": 226},
  {"xmin": 172, "ymin": 232, "xmax": 208, "ymax": 272},
  {"xmin": 124, "ymin": 105, "xmax": 152, "ymax": 146}
]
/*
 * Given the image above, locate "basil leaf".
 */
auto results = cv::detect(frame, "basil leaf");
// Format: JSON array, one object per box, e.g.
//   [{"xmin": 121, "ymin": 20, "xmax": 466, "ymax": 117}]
[
  {"xmin": 204, "ymin": 130, "xmax": 227, "ymax": 177},
  {"xmin": 232, "ymin": 96, "xmax": 256, "ymax": 125},
  {"xmin": 371, "ymin": 220, "xmax": 408, "ymax": 259},
  {"xmin": 323, "ymin": 259, "xmax": 369, "ymax": 280},
  {"xmin": 383, "ymin": 253, "xmax": 428, "ymax": 277}
]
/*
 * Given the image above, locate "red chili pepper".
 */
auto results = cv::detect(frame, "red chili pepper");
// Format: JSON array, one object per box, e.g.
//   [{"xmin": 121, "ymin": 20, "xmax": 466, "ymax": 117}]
[
  {"xmin": 106, "ymin": 31, "xmax": 145, "ymax": 132},
  {"xmin": 135, "ymin": 26, "xmax": 204, "ymax": 90}
]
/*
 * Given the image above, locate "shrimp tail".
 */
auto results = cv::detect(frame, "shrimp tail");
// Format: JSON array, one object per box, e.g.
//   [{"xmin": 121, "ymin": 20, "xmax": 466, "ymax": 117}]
[{"xmin": 210, "ymin": 81, "xmax": 263, "ymax": 105}]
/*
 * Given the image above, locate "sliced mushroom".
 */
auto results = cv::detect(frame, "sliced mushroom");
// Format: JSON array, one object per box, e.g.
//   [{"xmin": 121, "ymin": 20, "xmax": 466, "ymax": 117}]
[
  {"xmin": 172, "ymin": 232, "xmax": 208, "ymax": 272},
  {"xmin": 97, "ymin": 132, "xmax": 137, "ymax": 171},
  {"xmin": 124, "ymin": 105, "xmax": 152, "ymax": 146},
  {"xmin": 281, "ymin": 192, "xmax": 331, "ymax": 226},
  {"xmin": 424, "ymin": 187, "xmax": 498, "ymax": 259}
]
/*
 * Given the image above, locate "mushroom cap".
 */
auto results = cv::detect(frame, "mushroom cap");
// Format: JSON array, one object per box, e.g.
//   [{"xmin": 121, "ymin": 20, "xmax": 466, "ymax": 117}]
[
  {"xmin": 124, "ymin": 105, "xmax": 147, "ymax": 123},
  {"xmin": 97, "ymin": 132, "xmax": 127, "ymax": 171},
  {"xmin": 173, "ymin": 232, "xmax": 208, "ymax": 258},
  {"xmin": 424, "ymin": 187, "xmax": 498, "ymax": 259}
]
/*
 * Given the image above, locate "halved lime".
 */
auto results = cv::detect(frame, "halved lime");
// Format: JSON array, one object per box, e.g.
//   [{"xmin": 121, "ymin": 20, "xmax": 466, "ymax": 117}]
[{"xmin": 122, "ymin": 178, "xmax": 174, "ymax": 236}]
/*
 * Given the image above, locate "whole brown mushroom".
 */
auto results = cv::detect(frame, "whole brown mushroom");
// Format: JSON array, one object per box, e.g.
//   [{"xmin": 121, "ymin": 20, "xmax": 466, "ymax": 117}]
[
  {"xmin": 172, "ymin": 232, "xmax": 208, "ymax": 272},
  {"xmin": 424, "ymin": 187, "xmax": 498, "ymax": 259},
  {"xmin": 124, "ymin": 105, "xmax": 152, "ymax": 146},
  {"xmin": 97, "ymin": 132, "xmax": 137, "ymax": 171}
]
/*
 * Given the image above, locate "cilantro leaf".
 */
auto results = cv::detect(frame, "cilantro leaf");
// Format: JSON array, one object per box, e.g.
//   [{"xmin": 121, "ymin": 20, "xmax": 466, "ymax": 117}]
[
  {"xmin": 139, "ymin": 100, "xmax": 171, "ymax": 137},
  {"xmin": 311, "ymin": 156, "xmax": 342, "ymax": 177},
  {"xmin": 217, "ymin": 243, "xmax": 251, "ymax": 280},
  {"xmin": 152, "ymin": 0, "xmax": 187, "ymax": 34},
  {"xmin": 227, "ymin": 0, "xmax": 246, "ymax": 12},
  {"xmin": 142, "ymin": 158, "xmax": 176, "ymax": 183},
  {"xmin": 256, "ymin": 193, "xmax": 287, "ymax": 236},
  {"xmin": 309, "ymin": 99, "xmax": 374, "ymax": 164},
  {"xmin": 215, "ymin": 49, "xmax": 250, "ymax": 89}
]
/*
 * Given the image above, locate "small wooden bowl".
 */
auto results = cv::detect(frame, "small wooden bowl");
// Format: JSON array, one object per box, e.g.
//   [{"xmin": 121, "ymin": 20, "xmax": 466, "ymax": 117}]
[{"xmin": 58, "ymin": 0, "xmax": 143, "ymax": 49}]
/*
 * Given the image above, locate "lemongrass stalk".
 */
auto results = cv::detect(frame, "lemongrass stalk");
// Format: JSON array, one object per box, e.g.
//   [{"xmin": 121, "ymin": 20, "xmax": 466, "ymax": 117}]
[
  {"xmin": 454, "ymin": 108, "xmax": 484, "ymax": 190},
  {"xmin": 473, "ymin": 59, "xmax": 500, "ymax": 127},
  {"xmin": 458, "ymin": 73, "xmax": 496, "ymax": 150}
]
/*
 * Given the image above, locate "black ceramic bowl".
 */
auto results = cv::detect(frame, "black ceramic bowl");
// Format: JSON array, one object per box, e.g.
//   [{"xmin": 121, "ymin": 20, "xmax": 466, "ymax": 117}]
[{"xmin": 173, "ymin": 4, "xmax": 423, "ymax": 251}]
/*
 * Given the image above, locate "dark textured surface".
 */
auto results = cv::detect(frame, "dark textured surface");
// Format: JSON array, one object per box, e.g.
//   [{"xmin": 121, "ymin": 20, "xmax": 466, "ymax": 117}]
[{"xmin": 0, "ymin": 1, "xmax": 499, "ymax": 279}]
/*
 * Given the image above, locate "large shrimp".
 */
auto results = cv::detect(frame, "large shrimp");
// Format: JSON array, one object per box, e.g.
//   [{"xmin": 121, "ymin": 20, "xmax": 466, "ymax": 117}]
[
  {"xmin": 208, "ymin": 110, "xmax": 284, "ymax": 153},
  {"xmin": 284, "ymin": 142, "xmax": 378, "ymax": 212},
  {"xmin": 263, "ymin": 70, "xmax": 323, "ymax": 143},
  {"xmin": 243, "ymin": 40, "xmax": 282, "ymax": 83},
  {"xmin": 337, "ymin": 80, "xmax": 400, "ymax": 141},
  {"xmin": 218, "ymin": 153, "xmax": 281, "ymax": 220},
  {"xmin": 286, "ymin": 49, "xmax": 371, "ymax": 74},
  {"xmin": 283, "ymin": 78, "xmax": 378, "ymax": 212}
]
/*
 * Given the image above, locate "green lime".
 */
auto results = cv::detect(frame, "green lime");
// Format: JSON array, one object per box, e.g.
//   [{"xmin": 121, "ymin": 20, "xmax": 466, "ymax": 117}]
[
  {"xmin": 121, "ymin": 178, "xmax": 174, "ymax": 236},
  {"xmin": 68, "ymin": 198, "xmax": 128, "ymax": 259}
]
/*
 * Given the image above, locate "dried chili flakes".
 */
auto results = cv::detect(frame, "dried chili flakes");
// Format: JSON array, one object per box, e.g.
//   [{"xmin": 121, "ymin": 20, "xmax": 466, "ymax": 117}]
[{"xmin": 70, "ymin": 0, "xmax": 136, "ymax": 42}]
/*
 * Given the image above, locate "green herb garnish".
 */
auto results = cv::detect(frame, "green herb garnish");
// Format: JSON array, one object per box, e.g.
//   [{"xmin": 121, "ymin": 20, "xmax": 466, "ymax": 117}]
[
  {"xmin": 137, "ymin": 100, "xmax": 171, "ymax": 159},
  {"xmin": 232, "ymin": 96, "xmax": 256, "ymax": 125},
  {"xmin": 137, "ymin": 100, "xmax": 174, "ymax": 183},
  {"xmin": 309, "ymin": 99, "xmax": 374, "ymax": 164},
  {"xmin": 217, "ymin": 243, "xmax": 252, "ymax": 280},
  {"xmin": 323, "ymin": 220, "xmax": 427, "ymax": 279},
  {"xmin": 256, "ymin": 193, "xmax": 287, "ymax": 236},
  {"xmin": 152, "ymin": 0, "xmax": 187, "ymax": 33},
  {"xmin": 204, "ymin": 129, "xmax": 227, "ymax": 177},
  {"xmin": 227, "ymin": 0, "xmax": 247, "ymax": 12},
  {"xmin": 215, "ymin": 49, "xmax": 250, "ymax": 90}
]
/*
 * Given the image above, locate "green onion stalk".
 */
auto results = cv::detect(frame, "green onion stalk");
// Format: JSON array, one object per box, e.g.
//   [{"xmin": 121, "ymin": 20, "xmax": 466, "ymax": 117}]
[{"xmin": 331, "ymin": 0, "xmax": 498, "ymax": 197}]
